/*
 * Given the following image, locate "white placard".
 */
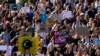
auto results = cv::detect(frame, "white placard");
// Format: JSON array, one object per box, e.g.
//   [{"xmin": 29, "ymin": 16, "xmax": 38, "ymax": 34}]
[
  {"xmin": 62, "ymin": 11, "xmax": 72, "ymax": 19},
  {"xmin": 20, "ymin": 7, "xmax": 30, "ymax": 13},
  {"xmin": 0, "ymin": 45, "xmax": 13, "ymax": 56}
]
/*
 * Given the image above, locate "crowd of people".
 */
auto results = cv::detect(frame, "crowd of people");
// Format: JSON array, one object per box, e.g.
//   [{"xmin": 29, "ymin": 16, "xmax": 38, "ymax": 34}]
[{"xmin": 0, "ymin": 0, "xmax": 100, "ymax": 56}]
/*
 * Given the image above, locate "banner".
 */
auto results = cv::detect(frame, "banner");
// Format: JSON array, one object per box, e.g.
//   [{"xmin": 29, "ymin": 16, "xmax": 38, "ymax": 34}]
[{"xmin": 0, "ymin": 45, "xmax": 12, "ymax": 56}]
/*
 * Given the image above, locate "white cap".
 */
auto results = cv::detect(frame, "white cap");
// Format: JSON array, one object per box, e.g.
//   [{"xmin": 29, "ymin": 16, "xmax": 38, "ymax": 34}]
[
  {"xmin": 21, "ymin": 26, "xmax": 25, "ymax": 29},
  {"xmin": 80, "ymin": 13, "xmax": 84, "ymax": 16}
]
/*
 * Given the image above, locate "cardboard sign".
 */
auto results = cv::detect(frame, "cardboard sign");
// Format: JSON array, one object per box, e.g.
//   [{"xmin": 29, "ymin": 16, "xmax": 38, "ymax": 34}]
[
  {"xmin": 46, "ymin": 18, "xmax": 55, "ymax": 28},
  {"xmin": 76, "ymin": 27, "xmax": 90, "ymax": 36},
  {"xmin": 40, "ymin": 23, "xmax": 46, "ymax": 32},
  {"xmin": 71, "ymin": 27, "xmax": 90, "ymax": 36},
  {"xmin": 19, "ymin": 32, "xmax": 32, "ymax": 37}
]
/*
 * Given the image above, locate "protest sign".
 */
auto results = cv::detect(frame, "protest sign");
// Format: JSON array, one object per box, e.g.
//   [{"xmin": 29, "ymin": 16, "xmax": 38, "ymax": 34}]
[
  {"xmin": 18, "ymin": 36, "xmax": 39, "ymax": 55},
  {"xmin": 54, "ymin": 31, "xmax": 66, "ymax": 44},
  {"xmin": 76, "ymin": 27, "xmax": 90, "ymax": 36},
  {"xmin": 71, "ymin": 27, "xmax": 90, "ymax": 36},
  {"xmin": 0, "ymin": 45, "xmax": 12, "ymax": 56},
  {"xmin": 46, "ymin": 18, "xmax": 55, "ymax": 28},
  {"xmin": 40, "ymin": 23, "xmax": 46, "ymax": 32},
  {"xmin": 20, "ymin": 7, "xmax": 30, "ymax": 13},
  {"xmin": 19, "ymin": 32, "xmax": 32, "ymax": 37}
]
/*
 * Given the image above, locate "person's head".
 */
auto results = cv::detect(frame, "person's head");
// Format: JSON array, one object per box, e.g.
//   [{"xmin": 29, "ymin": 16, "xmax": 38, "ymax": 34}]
[
  {"xmin": 82, "ymin": 49, "xmax": 88, "ymax": 55},
  {"xmin": 55, "ymin": 51, "xmax": 60, "ymax": 56},
  {"xmin": 91, "ymin": 3, "xmax": 95, "ymax": 9},
  {"xmin": 3, "ymin": 2, "xmax": 9, "ymax": 9},
  {"xmin": 20, "ymin": 26, "xmax": 25, "ymax": 33},
  {"xmin": 12, "ymin": 25, "xmax": 17, "ymax": 31},
  {"xmin": 10, "ymin": 11, "xmax": 16, "ymax": 17},
  {"xmin": 0, "ymin": 40, "xmax": 4, "ymax": 45},
  {"xmin": 91, "ymin": 33, "xmax": 97, "ymax": 38},
  {"xmin": 5, "ymin": 21, "xmax": 10, "ymax": 27},
  {"xmin": 54, "ymin": 19, "xmax": 59, "ymax": 24},
  {"xmin": 46, "ymin": 2, "xmax": 50, "ymax": 7},
  {"xmin": 88, "ymin": 5, "xmax": 93, "ymax": 10},
  {"xmin": 80, "ymin": 13, "xmax": 84, "ymax": 19},
  {"xmin": 39, "ymin": 0, "xmax": 46, "ymax": 4},
  {"xmin": 76, "ymin": 16, "xmax": 81, "ymax": 22},
  {"xmin": 84, "ymin": 0, "xmax": 88, "ymax": 3},
  {"xmin": 39, "ymin": 3, "xmax": 45, "ymax": 8},
  {"xmin": 55, "ymin": 5, "xmax": 60, "ymax": 11},
  {"xmin": 56, "ymin": 45, "xmax": 61, "ymax": 51},
  {"xmin": 91, "ymin": 21, "xmax": 96, "ymax": 28},
  {"xmin": 66, "ymin": 24, "xmax": 71, "ymax": 30},
  {"xmin": 39, "ymin": 39, "xmax": 45, "ymax": 47},
  {"xmin": 3, "ymin": 28, "xmax": 8, "ymax": 32},
  {"xmin": 24, "ymin": 3, "xmax": 29, "ymax": 7},
  {"xmin": 93, "ymin": 27, "xmax": 99, "ymax": 35},
  {"xmin": 63, "ymin": 20, "xmax": 68, "ymax": 25},
  {"xmin": 66, "ymin": 5, "xmax": 70, "ymax": 11},
  {"xmin": 34, "ymin": 11, "xmax": 39, "ymax": 17},
  {"xmin": 56, "ymin": 24, "xmax": 61, "ymax": 31},
  {"xmin": 95, "ymin": 48, "xmax": 100, "ymax": 56},
  {"xmin": 37, "ymin": 47, "xmax": 42, "ymax": 54}
]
